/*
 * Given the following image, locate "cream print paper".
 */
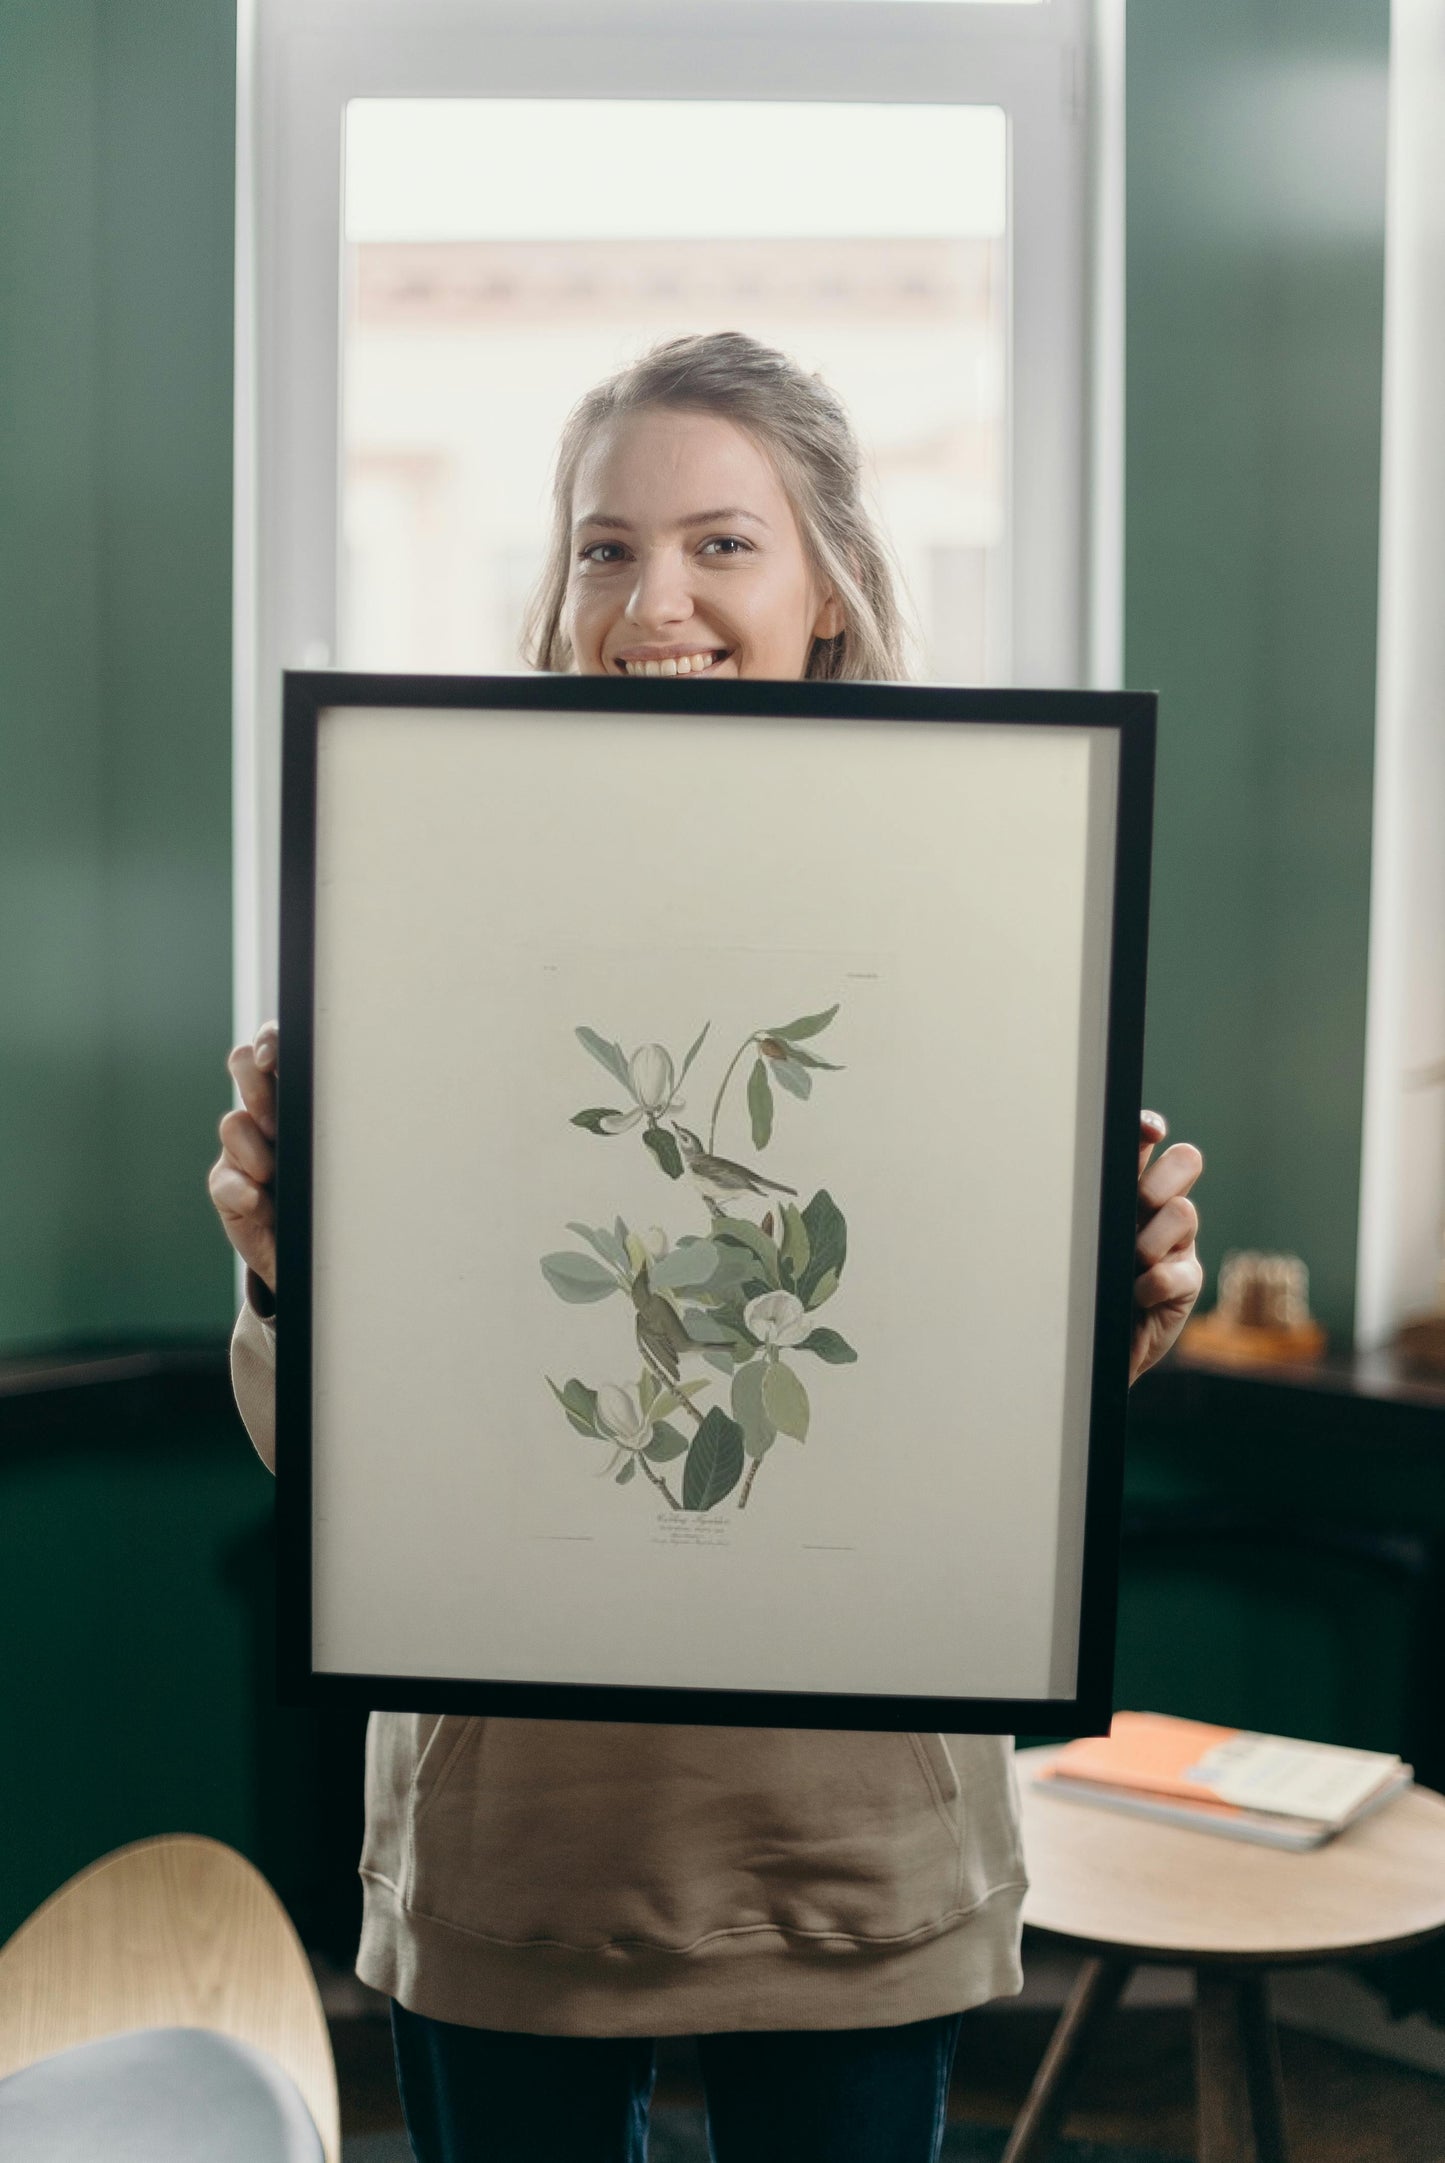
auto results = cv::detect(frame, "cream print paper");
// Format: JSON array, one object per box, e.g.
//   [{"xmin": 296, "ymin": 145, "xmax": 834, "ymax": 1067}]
[{"xmin": 306, "ymin": 705, "xmax": 1115, "ymax": 1702}]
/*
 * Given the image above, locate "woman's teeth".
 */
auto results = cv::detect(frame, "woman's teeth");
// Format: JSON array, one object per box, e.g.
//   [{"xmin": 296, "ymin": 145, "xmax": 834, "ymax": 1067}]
[{"xmin": 621, "ymin": 651, "xmax": 726, "ymax": 677}]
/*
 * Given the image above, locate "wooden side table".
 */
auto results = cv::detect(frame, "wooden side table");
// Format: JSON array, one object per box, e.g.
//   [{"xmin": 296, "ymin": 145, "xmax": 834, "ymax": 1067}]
[{"xmin": 1007, "ymin": 1746, "xmax": 1445, "ymax": 2163}]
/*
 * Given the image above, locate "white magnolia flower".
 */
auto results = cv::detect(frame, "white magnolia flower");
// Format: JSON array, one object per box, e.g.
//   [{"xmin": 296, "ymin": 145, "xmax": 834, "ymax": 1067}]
[
  {"xmin": 599, "ymin": 1043, "xmax": 684, "ymax": 1133},
  {"xmin": 593, "ymin": 1384, "xmax": 653, "ymax": 1453},
  {"xmin": 744, "ymin": 1290, "xmax": 811, "ymax": 1349},
  {"xmin": 630, "ymin": 1044, "xmax": 675, "ymax": 1112}
]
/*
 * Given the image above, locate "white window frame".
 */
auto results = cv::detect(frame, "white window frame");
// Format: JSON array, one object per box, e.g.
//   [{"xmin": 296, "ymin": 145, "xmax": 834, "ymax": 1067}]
[
  {"xmin": 234, "ymin": 0, "xmax": 1122, "ymax": 1029},
  {"xmin": 1355, "ymin": 0, "xmax": 1445, "ymax": 1351}
]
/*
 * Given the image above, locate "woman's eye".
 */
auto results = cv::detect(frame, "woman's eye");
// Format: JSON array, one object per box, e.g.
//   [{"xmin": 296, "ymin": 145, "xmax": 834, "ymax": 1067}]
[
  {"xmin": 700, "ymin": 536, "xmax": 751, "ymax": 558},
  {"xmin": 579, "ymin": 542, "xmax": 627, "ymax": 565}
]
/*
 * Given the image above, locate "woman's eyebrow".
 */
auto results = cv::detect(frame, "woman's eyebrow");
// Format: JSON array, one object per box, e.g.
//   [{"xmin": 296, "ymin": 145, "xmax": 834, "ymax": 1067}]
[
  {"xmin": 573, "ymin": 507, "xmax": 772, "ymax": 535},
  {"xmin": 678, "ymin": 507, "xmax": 771, "ymax": 531}
]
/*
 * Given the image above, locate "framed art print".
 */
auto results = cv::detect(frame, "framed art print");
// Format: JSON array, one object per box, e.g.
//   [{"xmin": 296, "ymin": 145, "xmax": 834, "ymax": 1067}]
[{"xmin": 276, "ymin": 673, "xmax": 1155, "ymax": 1734}]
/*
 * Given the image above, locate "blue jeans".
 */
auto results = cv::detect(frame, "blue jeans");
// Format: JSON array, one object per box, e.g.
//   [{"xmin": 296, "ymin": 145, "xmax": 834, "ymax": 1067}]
[{"xmin": 390, "ymin": 2000, "xmax": 965, "ymax": 2163}]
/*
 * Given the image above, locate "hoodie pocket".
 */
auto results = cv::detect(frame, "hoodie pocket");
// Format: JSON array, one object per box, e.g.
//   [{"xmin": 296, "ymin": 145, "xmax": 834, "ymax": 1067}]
[
  {"xmin": 400, "ymin": 1719, "xmax": 980, "ymax": 1952},
  {"xmin": 909, "ymin": 1731, "xmax": 962, "ymax": 1833}
]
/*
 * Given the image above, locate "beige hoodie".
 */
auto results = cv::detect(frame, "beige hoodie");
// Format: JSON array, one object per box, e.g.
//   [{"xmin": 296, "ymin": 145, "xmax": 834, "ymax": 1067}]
[{"xmin": 232, "ymin": 1295, "xmax": 1027, "ymax": 2036}]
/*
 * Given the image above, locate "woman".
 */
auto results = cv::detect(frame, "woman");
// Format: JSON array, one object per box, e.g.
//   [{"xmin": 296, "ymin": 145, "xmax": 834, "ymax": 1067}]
[{"xmin": 211, "ymin": 332, "xmax": 1204, "ymax": 2163}]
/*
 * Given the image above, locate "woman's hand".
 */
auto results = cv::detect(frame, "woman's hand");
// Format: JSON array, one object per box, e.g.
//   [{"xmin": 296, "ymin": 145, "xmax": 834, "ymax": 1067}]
[
  {"xmin": 1131, "ymin": 1111, "xmax": 1203, "ymax": 1384},
  {"xmin": 208, "ymin": 1021, "xmax": 279, "ymax": 1296}
]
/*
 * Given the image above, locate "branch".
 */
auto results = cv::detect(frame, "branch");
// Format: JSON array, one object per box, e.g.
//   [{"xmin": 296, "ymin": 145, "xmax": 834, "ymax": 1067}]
[
  {"xmin": 636, "ymin": 1452, "xmax": 682, "ymax": 1511},
  {"xmin": 639, "ymin": 1343, "xmax": 704, "ymax": 1428},
  {"xmin": 708, "ymin": 1033, "xmax": 760, "ymax": 1154}
]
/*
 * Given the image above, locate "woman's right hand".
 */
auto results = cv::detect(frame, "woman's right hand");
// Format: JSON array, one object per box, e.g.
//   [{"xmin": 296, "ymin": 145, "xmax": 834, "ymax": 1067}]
[{"xmin": 209, "ymin": 1021, "xmax": 279, "ymax": 1295}]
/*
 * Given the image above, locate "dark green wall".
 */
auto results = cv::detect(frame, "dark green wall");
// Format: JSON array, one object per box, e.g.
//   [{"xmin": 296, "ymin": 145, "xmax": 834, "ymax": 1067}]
[
  {"xmin": 0, "ymin": 0, "xmax": 1408, "ymax": 1957},
  {"xmin": 0, "ymin": 1380, "xmax": 367, "ymax": 1955},
  {"xmin": 1128, "ymin": 0, "xmax": 1390, "ymax": 1342},
  {"xmin": 1, "ymin": 0, "xmax": 1389, "ymax": 1354},
  {"xmin": 0, "ymin": 0, "xmax": 236, "ymax": 1352},
  {"xmin": 0, "ymin": 1391, "xmax": 273, "ymax": 1942}
]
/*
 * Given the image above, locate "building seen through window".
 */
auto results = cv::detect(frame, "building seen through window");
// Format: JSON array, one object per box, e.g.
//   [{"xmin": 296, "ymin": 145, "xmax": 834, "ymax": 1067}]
[{"xmin": 340, "ymin": 99, "xmax": 1008, "ymax": 684}]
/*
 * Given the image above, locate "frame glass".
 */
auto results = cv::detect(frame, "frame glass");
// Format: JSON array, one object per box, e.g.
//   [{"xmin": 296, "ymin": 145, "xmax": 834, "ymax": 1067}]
[{"xmin": 276, "ymin": 672, "xmax": 1154, "ymax": 1733}]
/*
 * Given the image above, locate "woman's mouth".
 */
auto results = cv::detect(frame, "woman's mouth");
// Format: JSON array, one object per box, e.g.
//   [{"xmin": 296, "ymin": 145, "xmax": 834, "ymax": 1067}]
[{"xmin": 615, "ymin": 649, "xmax": 732, "ymax": 678}]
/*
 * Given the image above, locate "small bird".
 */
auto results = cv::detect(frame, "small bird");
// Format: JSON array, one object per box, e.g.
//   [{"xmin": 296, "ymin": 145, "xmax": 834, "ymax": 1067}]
[
  {"xmin": 631, "ymin": 1274, "xmax": 692, "ymax": 1383},
  {"xmin": 672, "ymin": 1125, "xmax": 797, "ymax": 1213}
]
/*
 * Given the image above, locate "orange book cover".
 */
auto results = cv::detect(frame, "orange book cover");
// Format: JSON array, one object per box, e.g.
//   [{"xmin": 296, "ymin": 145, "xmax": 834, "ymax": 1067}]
[
  {"xmin": 1047, "ymin": 1712, "xmax": 1255, "ymax": 1803},
  {"xmin": 1044, "ymin": 1711, "xmax": 1401, "ymax": 1825}
]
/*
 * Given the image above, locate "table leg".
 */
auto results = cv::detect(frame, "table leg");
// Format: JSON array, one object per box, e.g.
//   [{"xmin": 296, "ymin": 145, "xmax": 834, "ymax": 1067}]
[
  {"xmin": 1000, "ymin": 1955, "xmax": 1131, "ymax": 2163},
  {"xmin": 1239, "ymin": 1972, "xmax": 1289, "ymax": 2163},
  {"xmin": 1195, "ymin": 1969, "xmax": 1289, "ymax": 2163}
]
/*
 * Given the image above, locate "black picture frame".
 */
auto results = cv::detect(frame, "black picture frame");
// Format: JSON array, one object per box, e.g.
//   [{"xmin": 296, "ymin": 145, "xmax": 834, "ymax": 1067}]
[{"xmin": 276, "ymin": 671, "xmax": 1155, "ymax": 1735}]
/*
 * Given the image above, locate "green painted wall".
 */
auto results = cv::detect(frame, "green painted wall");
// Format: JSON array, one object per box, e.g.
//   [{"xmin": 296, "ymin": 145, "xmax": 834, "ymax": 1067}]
[
  {"xmin": 1, "ymin": 4, "xmax": 109, "ymax": 1342},
  {"xmin": 1, "ymin": 1, "xmax": 1388, "ymax": 1354},
  {"xmin": 1128, "ymin": 0, "xmax": 1389, "ymax": 1341},
  {"xmin": 0, "ymin": 0, "xmax": 1408, "ymax": 1957},
  {"xmin": 0, "ymin": 1396, "xmax": 273, "ymax": 1942},
  {"xmin": 0, "ymin": 0, "xmax": 236, "ymax": 1352}
]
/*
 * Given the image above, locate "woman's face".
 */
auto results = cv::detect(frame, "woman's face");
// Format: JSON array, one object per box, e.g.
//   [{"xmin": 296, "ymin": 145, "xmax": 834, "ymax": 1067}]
[{"xmin": 563, "ymin": 407, "xmax": 842, "ymax": 681}]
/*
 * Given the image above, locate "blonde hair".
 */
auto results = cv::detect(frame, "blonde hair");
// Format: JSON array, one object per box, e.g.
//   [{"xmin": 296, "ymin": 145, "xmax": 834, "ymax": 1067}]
[{"xmin": 521, "ymin": 331, "xmax": 914, "ymax": 682}]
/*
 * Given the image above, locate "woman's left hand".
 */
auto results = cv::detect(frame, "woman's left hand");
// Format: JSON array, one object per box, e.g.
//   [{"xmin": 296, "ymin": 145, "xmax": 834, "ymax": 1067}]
[{"xmin": 1130, "ymin": 1112, "xmax": 1204, "ymax": 1384}]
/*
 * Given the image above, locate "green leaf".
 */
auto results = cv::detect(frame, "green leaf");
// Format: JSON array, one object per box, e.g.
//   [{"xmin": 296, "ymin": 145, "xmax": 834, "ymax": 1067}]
[
  {"xmin": 541, "ymin": 1252, "xmax": 621, "ymax": 1303},
  {"xmin": 767, "ymin": 1003, "xmax": 838, "ymax": 1042},
  {"xmin": 638, "ymin": 1369, "xmax": 659, "ymax": 1413},
  {"xmin": 651, "ymin": 1379, "xmax": 710, "ymax": 1419},
  {"xmin": 747, "ymin": 1057, "xmax": 774, "ymax": 1150},
  {"xmin": 731, "ymin": 1359, "xmax": 776, "ymax": 1460},
  {"xmin": 678, "ymin": 1021, "xmax": 711, "ymax": 1083},
  {"xmin": 680, "ymin": 1307, "xmax": 738, "ymax": 1347},
  {"xmin": 616, "ymin": 1457, "xmax": 637, "ymax": 1485},
  {"xmin": 805, "ymin": 1267, "xmax": 839, "ymax": 1310},
  {"xmin": 705, "ymin": 1300, "xmax": 754, "ymax": 1336},
  {"xmin": 701, "ymin": 1347, "xmax": 737, "ymax": 1375},
  {"xmin": 779, "ymin": 1203, "xmax": 811, "ymax": 1289},
  {"xmin": 771, "ymin": 1058, "xmax": 812, "ymax": 1101},
  {"xmin": 649, "ymin": 1239, "xmax": 721, "ymax": 1292},
  {"xmin": 776, "ymin": 1043, "xmax": 842, "ymax": 1072},
  {"xmin": 576, "ymin": 1026, "xmax": 632, "ymax": 1089},
  {"xmin": 798, "ymin": 1190, "xmax": 847, "ymax": 1305},
  {"xmin": 571, "ymin": 1107, "xmax": 625, "ymax": 1134},
  {"xmin": 798, "ymin": 1326, "xmax": 857, "ymax": 1363},
  {"xmin": 547, "ymin": 1376, "xmax": 600, "ymax": 1435},
  {"xmin": 693, "ymin": 1242, "xmax": 758, "ymax": 1296},
  {"xmin": 643, "ymin": 1126, "xmax": 684, "ymax": 1180},
  {"xmin": 567, "ymin": 1220, "xmax": 630, "ymax": 1273},
  {"xmin": 762, "ymin": 1360, "xmax": 810, "ymax": 1441},
  {"xmin": 711, "ymin": 1218, "xmax": 782, "ymax": 1284},
  {"xmin": 683, "ymin": 1408, "xmax": 745, "ymax": 1511},
  {"xmin": 644, "ymin": 1420, "xmax": 690, "ymax": 1462}
]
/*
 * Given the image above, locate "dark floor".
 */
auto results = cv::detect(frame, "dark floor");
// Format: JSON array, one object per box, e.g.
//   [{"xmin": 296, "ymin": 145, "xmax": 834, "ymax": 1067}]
[{"xmin": 332, "ymin": 2002, "xmax": 1445, "ymax": 2162}]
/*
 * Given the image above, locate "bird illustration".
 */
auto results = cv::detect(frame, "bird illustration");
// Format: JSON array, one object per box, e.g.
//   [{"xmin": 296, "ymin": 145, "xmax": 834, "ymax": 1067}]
[
  {"xmin": 631, "ymin": 1273, "xmax": 692, "ymax": 1383},
  {"xmin": 672, "ymin": 1125, "xmax": 797, "ymax": 1213}
]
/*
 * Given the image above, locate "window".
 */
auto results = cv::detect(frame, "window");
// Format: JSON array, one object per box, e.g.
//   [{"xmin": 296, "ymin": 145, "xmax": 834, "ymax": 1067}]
[
  {"xmin": 237, "ymin": 0, "xmax": 1118, "ymax": 1022},
  {"xmin": 340, "ymin": 98, "xmax": 1008, "ymax": 682}
]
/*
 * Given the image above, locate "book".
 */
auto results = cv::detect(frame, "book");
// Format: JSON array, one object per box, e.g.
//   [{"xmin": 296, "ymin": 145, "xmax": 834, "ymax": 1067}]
[
  {"xmin": 1038, "ymin": 1764, "xmax": 1413, "ymax": 1850},
  {"xmin": 1034, "ymin": 1712, "xmax": 1411, "ymax": 1850}
]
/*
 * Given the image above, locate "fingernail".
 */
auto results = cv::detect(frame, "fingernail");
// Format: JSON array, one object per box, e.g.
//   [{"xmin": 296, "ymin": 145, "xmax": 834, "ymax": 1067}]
[{"xmin": 1142, "ymin": 1109, "xmax": 1167, "ymax": 1134}]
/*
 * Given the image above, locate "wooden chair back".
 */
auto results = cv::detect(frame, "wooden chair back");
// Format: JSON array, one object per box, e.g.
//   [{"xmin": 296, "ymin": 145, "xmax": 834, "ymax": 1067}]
[{"xmin": 0, "ymin": 1834, "xmax": 340, "ymax": 2163}]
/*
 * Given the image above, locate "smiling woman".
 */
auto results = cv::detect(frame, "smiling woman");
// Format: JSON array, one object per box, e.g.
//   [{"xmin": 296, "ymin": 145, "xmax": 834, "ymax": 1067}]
[
  {"xmin": 522, "ymin": 330, "xmax": 912, "ymax": 683},
  {"xmin": 214, "ymin": 321, "xmax": 1202, "ymax": 2163},
  {"xmin": 567, "ymin": 411, "xmax": 840, "ymax": 682}
]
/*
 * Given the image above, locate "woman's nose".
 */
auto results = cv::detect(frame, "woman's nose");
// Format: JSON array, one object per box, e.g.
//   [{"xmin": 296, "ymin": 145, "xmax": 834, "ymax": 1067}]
[{"xmin": 625, "ymin": 548, "xmax": 693, "ymax": 630}]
